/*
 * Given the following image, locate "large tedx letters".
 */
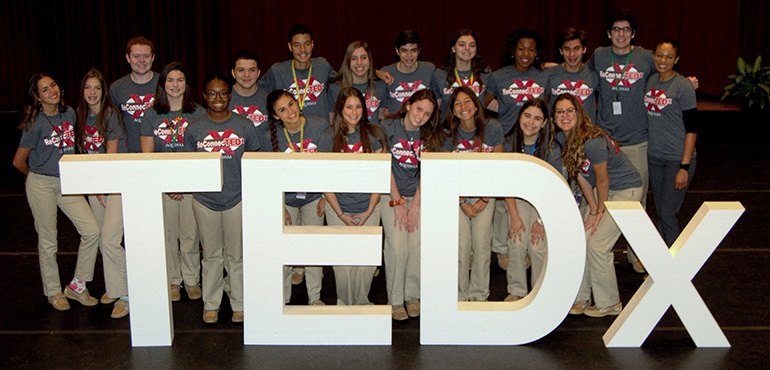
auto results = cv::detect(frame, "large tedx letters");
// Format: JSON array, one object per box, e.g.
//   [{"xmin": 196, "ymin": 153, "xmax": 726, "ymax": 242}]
[{"xmin": 59, "ymin": 153, "xmax": 741, "ymax": 348}]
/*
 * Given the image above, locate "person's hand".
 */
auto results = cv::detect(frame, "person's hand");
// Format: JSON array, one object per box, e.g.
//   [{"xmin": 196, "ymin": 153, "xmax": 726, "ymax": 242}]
[
  {"xmin": 97, "ymin": 194, "xmax": 107, "ymax": 208},
  {"xmin": 508, "ymin": 214, "xmax": 525, "ymax": 242},
  {"xmin": 406, "ymin": 207, "xmax": 419, "ymax": 233},
  {"xmin": 530, "ymin": 220, "xmax": 545, "ymax": 245},
  {"xmin": 317, "ymin": 198, "xmax": 326, "ymax": 217},
  {"xmin": 375, "ymin": 70, "xmax": 395, "ymax": 85},
  {"xmin": 351, "ymin": 209, "xmax": 372, "ymax": 226},
  {"xmin": 284, "ymin": 208, "xmax": 292, "ymax": 226},
  {"xmin": 584, "ymin": 212, "xmax": 603, "ymax": 235},
  {"xmin": 394, "ymin": 205, "xmax": 408, "ymax": 231},
  {"xmin": 471, "ymin": 199, "xmax": 488, "ymax": 215},
  {"xmin": 339, "ymin": 213, "xmax": 358, "ymax": 226},
  {"xmin": 675, "ymin": 169, "xmax": 689, "ymax": 190},
  {"xmin": 167, "ymin": 193, "xmax": 184, "ymax": 201},
  {"xmin": 687, "ymin": 76, "xmax": 699, "ymax": 90},
  {"xmin": 460, "ymin": 203, "xmax": 477, "ymax": 218}
]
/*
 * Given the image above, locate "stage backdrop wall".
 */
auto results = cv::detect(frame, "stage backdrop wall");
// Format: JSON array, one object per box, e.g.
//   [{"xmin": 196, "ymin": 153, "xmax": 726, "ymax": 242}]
[{"xmin": 0, "ymin": 0, "xmax": 764, "ymax": 109}]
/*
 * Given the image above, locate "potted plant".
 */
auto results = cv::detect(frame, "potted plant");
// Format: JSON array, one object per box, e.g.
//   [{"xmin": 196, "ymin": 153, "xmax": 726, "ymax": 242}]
[{"xmin": 722, "ymin": 56, "xmax": 770, "ymax": 110}]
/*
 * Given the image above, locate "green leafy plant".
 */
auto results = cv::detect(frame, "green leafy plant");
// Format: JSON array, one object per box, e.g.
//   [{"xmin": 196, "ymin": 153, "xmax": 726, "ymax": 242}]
[{"xmin": 722, "ymin": 56, "xmax": 770, "ymax": 110}]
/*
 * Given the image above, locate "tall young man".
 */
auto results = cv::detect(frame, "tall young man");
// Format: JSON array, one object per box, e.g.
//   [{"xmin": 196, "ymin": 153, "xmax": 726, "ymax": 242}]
[
  {"xmin": 229, "ymin": 50, "xmax": 269, "ymax": 130},
  {"xmin": 110, "ymin": 36, "xmax": 159, "ymax": 153},
  {"xmin": 381, "ymin": 30, "xmax": 436, "ymax": 116},
  {"xmin": 547, "ymin": 28, "xmax": 598, "ymax": 124},
  {"xmin": 259, "ymin": 24, "xmax": 336, "ymax": 123}
]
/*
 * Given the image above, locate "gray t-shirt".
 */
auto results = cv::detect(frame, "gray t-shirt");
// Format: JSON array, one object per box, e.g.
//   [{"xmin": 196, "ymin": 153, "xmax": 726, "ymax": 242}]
[
  {"xmin": 328, "ymin": 80, "xmax": 388, "ymax": 127},
  {"xmin": 381, "ymin": 118, "xmax": 423, "ymax": 197},
  {"xmin": 547, "ymin": 64, "xmax": 598, "ymax": 124},
  {"xmin": 431, "ymin": 68, "xmax": 491, "ymax": 122},
  {"xmin": 581, "ymin": 136, "xmax": 642, "ymax": 190},
  {"xmin": 109, "ymin": 73, "xmax": 160, "ymax": 153},
  {"xmin": 259, "ymin": 57, "xmax": 336, "ymax": 123},
  {"xmin": 645, "ymin": 73, "xmax": 697, "ymax": 161},
  {"xmin": 486, "ymin": 66, "xmax": 549, "ymax": 135},
  {"xmin": 258, "ymin": 116, "xmax": 332, "ymax": 207},
  {"xmin": 329, "ymin": 129, "xmax": 384, "ymax": 213},
  {"xmin": 587, "ymin": 46, "xmax": 654, "ymax": 145},
  {"xmin": 381, "ymin": 62, "xmax": 436, "ymax": 114},
  {"xmin": 140, "ymin": 106, "xmax": 205, "ymax": 152},
  {"xmin": 228, "ymin": 87, "xmax": 269, "ymax": 130},
  {"xmin": 82, "ymin": 109, "xmax": 126, "ymax": 154},
  {"xmin": 18, "ymin": 108, "xmax": 77, "ymax": 177},
  {"xmin": 441, "ymin": 118, "xmax": 503, "ymax": 152},
  {"xmin": 504, "ymin": 133, "xmax": 564, "ymax": 176},
  {"xmin": 184, "ymin": 113, "xmax": 260, "ymax": 211}
]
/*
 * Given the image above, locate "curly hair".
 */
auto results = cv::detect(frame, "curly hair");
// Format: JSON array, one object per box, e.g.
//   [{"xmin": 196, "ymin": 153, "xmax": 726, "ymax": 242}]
[{"xmin": 550, "ymin": 93, "xmax": 615, "ymax": 178}]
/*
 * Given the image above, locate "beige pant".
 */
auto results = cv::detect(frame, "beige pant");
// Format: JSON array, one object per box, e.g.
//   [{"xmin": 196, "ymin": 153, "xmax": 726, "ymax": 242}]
[
  {"xmin": 283, "ymin": 198, "xmax": 325, "ymax": 303},
  {"xmin": 506, "ymin": 199, "xmax": 547, "ymax": 297},
  {"xmin": 192, "ymin": 199, "xmax": 243, "ymax": 311},
  {"xmin": 325, "ymin": 201, "xmax": 380, "ymax": 305},
  {"xmin": 162, "ymin": 194, "xmax": 200, "ymax": 287},
  {"xmin": 458, "ymin": 198, "xmax": 495, "ymax": 301},
  {"xmin": 89, "ymin": 194, "xmax": 127, "ymax": 298},
  {"xmin": 491, "ymin": 199, "xmax": 509, "ymax": 255},
  {"xmin": 576, "ymin": 186, "xmax": 643, "ymax": 308},
  {"xmin": 619, "ymin": 141, "xmax": 648, "ymax": 264},
  {"xmin": 26, "ymin": 172, "xmax": 100, "ymax": 297},
  {"xmin": 381, "ymin": 195, "xmax": 420, "ymax": 306}
]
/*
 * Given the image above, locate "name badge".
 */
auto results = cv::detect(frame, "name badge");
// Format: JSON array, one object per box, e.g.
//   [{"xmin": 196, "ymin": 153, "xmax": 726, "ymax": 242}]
[{"xmin": 612, "ymin": 101, "xmax": 622, "ymax": 115}]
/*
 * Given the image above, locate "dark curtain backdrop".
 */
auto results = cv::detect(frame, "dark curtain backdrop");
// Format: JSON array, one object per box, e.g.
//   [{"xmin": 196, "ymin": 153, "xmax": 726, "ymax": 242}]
[{"xmin": 0, "ymin": 0, "xmax": 763, "ymax": 109}]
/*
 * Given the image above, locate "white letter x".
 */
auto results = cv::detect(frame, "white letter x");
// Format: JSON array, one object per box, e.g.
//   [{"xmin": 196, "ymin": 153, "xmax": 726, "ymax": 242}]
[{"xmin": 602, "ymin": 201, "xmax": 744, "ymax": 347}]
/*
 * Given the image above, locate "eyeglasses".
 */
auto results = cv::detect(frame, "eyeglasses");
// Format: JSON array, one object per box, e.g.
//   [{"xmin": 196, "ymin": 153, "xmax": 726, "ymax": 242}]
[
  {"xmin": 205, "ymin": 91, "xmax": 230, "ymax": 99},
  {"xmin": 611, "ymin": 27, "xmax": 633, "ymax": 34},
  {"xmin": 554, "ymin": 107, "xmax": 577, "ymax": 116}
]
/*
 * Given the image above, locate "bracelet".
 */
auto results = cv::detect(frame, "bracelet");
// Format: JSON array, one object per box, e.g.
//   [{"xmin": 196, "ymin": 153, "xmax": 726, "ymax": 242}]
[
  {"xmin": 389, "ymin": 197, "xmax": 406, "ymax": 207},
  {"xmin": 480, "ymin": 198, "xmax": 489, "ymax": 203},
  {"xmin": 460, "ymin": 199, "xmax": 471, "ymax": 206},
  {"xmin": 679, "ymin": 163, "xmax": 690, "ymax": 171},
  {"xmin": 337, "ymin": 212, "xmax": 344, "ymax": 218}
]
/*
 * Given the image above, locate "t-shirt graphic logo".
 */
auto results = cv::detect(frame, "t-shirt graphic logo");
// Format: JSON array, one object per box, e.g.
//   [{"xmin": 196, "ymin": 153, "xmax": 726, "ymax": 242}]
[
  {"xmin": 83, "ymin": 125, "xmax": 105, "ymax": 153},
  {"xmin": 344, "ymin": 142, "xmax": 363, "ymax": 153},
  {"xmin": 289, "ymin": 77, "xmax": 324, "ymax": 102},
  {"xmin": 601, "ymin": 64, "xmax": 643, "ymax": 88},
  {"xmin": 391, "ymin": 81, "xmax": 426, "ymax": 105},
  {"xmin": 443, "ymin": 79, "xmax": 484, "ymax": 97},
  {"xmin": 503, "ymin": 80, "xmax": 545, "ymax": 102},
  {"xmin": 45, "ymin": 121, "xmax": 75, "ymax": 151},
  {"xmin": 285, "ymin": 138, "xmax": 317, "ymax": 153},
  {"xmin": 644, "ymin": 89, "xmax": 672, "ymax": 112},
  {"xmin": 123, "ymin": 94, "xmax": 155, "ymax": 118},
  {"xmin": 154, "ymin": 117, "xmax": 189, "ymax": 144},
  {"xmin": 552, "ymin": 80, "xmax": 593, "ymax": 103},
  {"xmin": 197, "ymin": 130, "xmax": 245, "ymax": 155},
  {"xmin": 365, "ymin": 92, "xmax": 381, "ymax": 117},
  {"xmin": 454, "ymin": 139, "xmax": 492, "ymax": 153},
  {"xmin": 392, "ymin": 138, "xmax": 423, "ymax": 165},
  {"xmin": 580, "ymin": 159, "xmax": 591, "ymax": 174},
  {"xmin": 233, "ymin": 105, "xmax": 267, "ymax": 127}
]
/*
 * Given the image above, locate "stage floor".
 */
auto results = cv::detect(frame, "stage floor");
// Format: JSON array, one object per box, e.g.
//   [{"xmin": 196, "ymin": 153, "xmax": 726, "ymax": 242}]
[{"xmin": 0, "ymin": 106, "xmax": 767, "ymax": 369}]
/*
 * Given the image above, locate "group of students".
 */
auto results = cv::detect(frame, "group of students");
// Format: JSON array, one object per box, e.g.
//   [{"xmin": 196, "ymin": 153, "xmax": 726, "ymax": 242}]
[{"xmin": 14, "ymin": 9, "xmax": 698, "ymax": 323}]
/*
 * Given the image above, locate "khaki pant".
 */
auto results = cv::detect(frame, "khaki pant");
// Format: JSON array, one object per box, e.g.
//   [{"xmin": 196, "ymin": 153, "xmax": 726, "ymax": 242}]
[
  {"xmin": 458, "ymin": 198, "xmax": 495, "ymax": 301},
  {"xmin": 381, "ymin": 195, "xmax": 420, "ymax": 306},
  {"xmin": 576, "ymin": 186, "xmax": 643, "ymax": 308},
  {"xmin": 506, "ymin": 199, "xmax": 547, "ymax": 297},
  {"xmin": 491, "ymin": 199, "xmax": 509, "ymax": 256},
  {"xmin": 325, "ymin": 201, "xmax": 381, "ymax": 305},
  {"xmin": 89, "ymin": 194, "xmax": 127, "ymax": 298},
  {"xmin": 193, "ymin": 199, "xmax": 243, "ymax": 311},
  {"xmin": 162, "ymin": 194, "xmax": 200, "ymax": 287},
  {"xmin": 619, "ymin": 141, "xmax": 648, "ymax": 264},
  {"xmin": 26, "ymin": 172, "xmax": 100, "ymax": 297},
  {"xmin": 284, "ymin": 198, "xmax": 325, "ymax": 303}
]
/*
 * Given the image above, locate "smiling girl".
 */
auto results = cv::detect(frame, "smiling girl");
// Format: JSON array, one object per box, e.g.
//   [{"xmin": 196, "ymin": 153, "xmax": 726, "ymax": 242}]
[
  {"xmin": 329, "ymin": 41, "xmax": 388, "ymax": 128},
  {"xmin": 441, "ymin": 86, "xmax": 503, "ymax": 302},
  {"xmin": 380, "ymin": 89, "xmax": 444, "ymax": 320},
  {"xmin": 13, "ymin": 73, "xmax": 101, "ymax": 311}
]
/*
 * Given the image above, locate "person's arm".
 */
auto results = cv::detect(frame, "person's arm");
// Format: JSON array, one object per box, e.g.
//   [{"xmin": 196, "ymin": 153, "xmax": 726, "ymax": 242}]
[
  {"xmin": 140, "ymin": 136, "xmax": 155, "ymax": 153},
  {"xmin": 106, "ymin": 139, "xmax": 119, "ymax": 154},
  {"xmin": 486, "ymin": 99, "xmax": 499, "ymax": 113},
  {"xmin": 374, "ymin": 69, "xmax": 394, "ymax": 85},
  {"xmin": 586, "ymin": 161, "xmax": 609, "ymax": 235},
  {"xmin": 676, "ymin": 108, "xmax": 698, "ymax": 190},
  {"xmin": 406, "ymin": 182, "xmax": 421, "ymax": 233},
  {"xmin": 504, "ymin": 197, "xmax": 525, "ymax": 242},
  {"xmin": 12, "ymin": 147, "xmax": 31, "ymax": 175},
  {"xmin": 390, "ymin": 171, "xmax": 408, "ymax": 231},
  {"xmin": 576, "ymin": 175, "xmax": 597, "ymax": 231},
  {"xmin": 354, "ymin": 193, "xmax": 381, "ymax": 226}
]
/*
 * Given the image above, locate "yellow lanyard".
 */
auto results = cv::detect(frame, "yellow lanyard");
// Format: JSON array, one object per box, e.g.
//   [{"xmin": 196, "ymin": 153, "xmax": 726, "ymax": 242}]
[
  {"xmin": 291, "ymin": 60, "xmax": 313, "ymax": 113},
  {"xmin": 282, "ymin": 119, "xmax": 304, "ymax": 152},
  {"xmin": 454, "ymin": 68, "xmax": 474, "ymax": 87}
]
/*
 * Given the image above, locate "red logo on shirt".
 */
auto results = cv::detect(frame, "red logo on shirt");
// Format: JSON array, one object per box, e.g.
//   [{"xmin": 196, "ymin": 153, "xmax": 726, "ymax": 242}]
[
  {"xmin": 502, "ymin": 80, "xmax": 545, "ymax": 102},
  {"xmin": 551, "ymin": 80, "xmax": 594, "ymax": 103},
  {"xmin": 289, "ymin": 77, "xmax": 324, "ymax": 102},
  {"xmin": 83, "ymin": 125, "xmax": 104, "ymax": 153},
  {"xmin": 123, "ymin": 94, "xmax": 155, "ymax": 118},
  {"xmin": 644, "ymin": 89, "xmax": 672, "ymax": 113},
  {"xmin": 285, "ymin": 138, "xmax": 317, "ymax": 153},
  {"xmin": 392, "ymin": 138, "xmax": 423, "ymax": 165},
  {"xmin": 391, "ymin": 81, "xmax": 427, "ymax": 104},
  {"xmin": 233, "ymin": 105, "xmax": 267, "ymax": 127},
  {"xmin": 600, "ymin": 64, "xmax": 643, "ymax": 88},
  {"xmin": 197, "ymin": 130, "xmax": 245, "ymax": 155}
]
